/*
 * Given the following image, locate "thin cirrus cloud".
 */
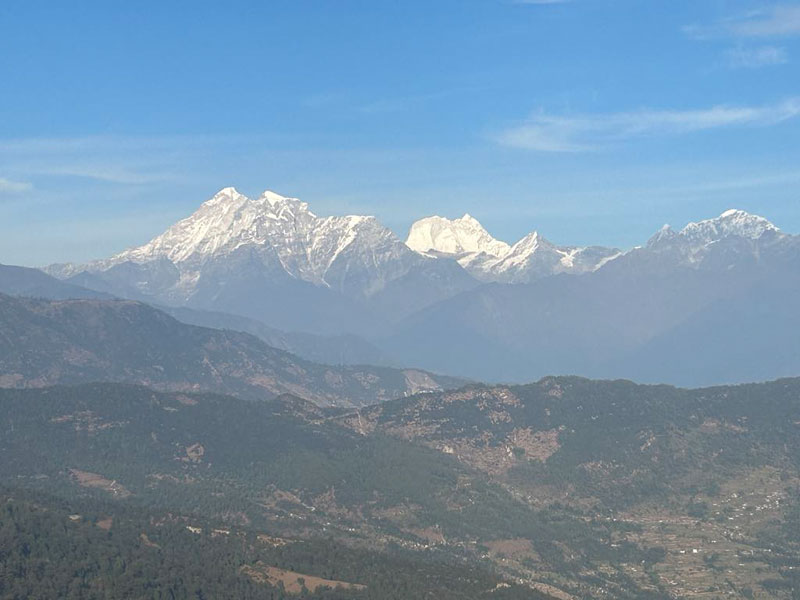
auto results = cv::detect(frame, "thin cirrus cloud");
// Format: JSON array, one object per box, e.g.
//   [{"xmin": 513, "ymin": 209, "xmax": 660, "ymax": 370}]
[
  {"xmin": 0, "ymin": 135, "xmax": 242, "ymax": 187},
  {"xmin": 685, "ymin": 4, "xmax": 800, "ymax": 39},
  {"xmin": 725, "ymin": 45, "xmax": 788, "ymax": 68},
  {"xmin": 684, "ymin": 5, "xmax": 798, "ymax": 69},
  {"xmin": 494, "ymin": 98, "xmax": 800, "ymax": 152},
  {"xmin": 725, "ymin": 4, "xmax": 800, "ymax": 37},
  {"xmin": 0, "ymin": 178, "xmax": 32, "ymax": 194}
]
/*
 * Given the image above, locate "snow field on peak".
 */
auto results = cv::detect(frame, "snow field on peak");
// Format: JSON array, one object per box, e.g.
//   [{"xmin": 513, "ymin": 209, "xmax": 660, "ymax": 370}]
[{"xmin": 406, "ymin": 214, "xmax": 510, "ymax": 258}]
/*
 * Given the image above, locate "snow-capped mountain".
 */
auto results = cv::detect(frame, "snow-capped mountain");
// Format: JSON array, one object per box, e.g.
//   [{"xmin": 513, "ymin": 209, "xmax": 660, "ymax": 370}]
[
  {"xmin": 406, "ymin": 214, "xmax": 510, "ymax": 259},
  {"xmin": 405, "ymin": 214, "xmax": 512, "ymax": 281},
  {"xmin": 648, "ymin": 209, "xmax": 781, "ymax": 248},
  {"xmin": 57, "ymin": 187, "xmax": 416, "ymax": 290},
  {"xmin": 47, "ymin": 188, "xmax": 476, "ymax": 334},
  {"xmin": 388, "ymin": 208, "xmax": 800, "ymax": 385},
  {"xmin": 40, "ymin": 197, "xmax": 800, "ymax": 386},
  {"xmin": 680, "ymin": 208, "xmax": 780, "ymax": 242},
  {"xmin": 405, "ymin": 214, "xmax": 620, "ymax": 283},
  {"xmin": 642, "ymin": 208, "xmax": 788, "ymax": 269},
  {"xmin": 483, "ymin": 232, "xmax": 621, "ymax": 283}
]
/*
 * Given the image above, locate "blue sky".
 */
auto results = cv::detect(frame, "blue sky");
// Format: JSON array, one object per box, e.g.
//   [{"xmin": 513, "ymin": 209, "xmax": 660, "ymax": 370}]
[{"xmin": 2, "ymin": 0, "xmax": 800, "ymax": 266}]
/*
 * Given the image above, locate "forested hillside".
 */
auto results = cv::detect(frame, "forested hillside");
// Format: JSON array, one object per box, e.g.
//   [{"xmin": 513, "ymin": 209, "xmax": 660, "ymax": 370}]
[
  {"xmin": 0, "ymin": 383, "xmax": 685, "ymax": 599},
  {"xmin": 2, "ymin": 379, "xmax": 799, "ymax": 596},
  {"xmin": 339, "ymin": 376, "xmax": 800, "ymax": 597},
  {"xmin": 0, "ymin": 487, "xmax": 547, "ymax": 600},
  {"xmin": 0, "ymin": 294, "xmax": 462, "ymax": 407}
]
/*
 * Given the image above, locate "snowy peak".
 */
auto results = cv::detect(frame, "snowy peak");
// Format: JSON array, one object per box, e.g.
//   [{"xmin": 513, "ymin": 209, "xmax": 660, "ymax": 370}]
[
  {"xmin": 405, "ymin": 214, "xmax": 510, "ymax": 258},
  {"xmin": 261, "ymin": 189, "xmax": 291, "ymax": 206},
  {"xmin": 256, "ymin": 189, "xmax": 316, "ymax": 218},
  {"xmin": 680, "ymin": 209, "xmax": 779, "ymax": 242},
  {"xmin": 202, "ymin": 186, "xmax": 245, "ymax": 205},
  {"xmin": 509, "ymin": 230, "xmax": 548, "ymax": 253},
  {"xmin": 491, "ymin": 230, "xmax": 545, "ymax": 267},
  {"xmin": 48, "ymin": 190, "xmax": 789, "ymax": 298},
  {"xmin": 406, "ymin": 212, "xmax": 621, "ymax": 282},
  {"xmin": 646, "ymin": 224, "xmax": 677, "ymax": 247},
  {"xmin": 648, "ymin": 209, "xmax": 780, "ymax": 249},
  {"xmin": 98, "ymin": 186, "xmax": 444, "ymax": 298},
  {"xmin": 483, "ymin": 230, "xmax": 620, "ymax": 282},
  {"xmin": 116, "ymin": 187, "xmax": 251, "ymax": 264},
  {"xmin": 115, "ymin": 188, "xmax": 326, "ymax": 266}
]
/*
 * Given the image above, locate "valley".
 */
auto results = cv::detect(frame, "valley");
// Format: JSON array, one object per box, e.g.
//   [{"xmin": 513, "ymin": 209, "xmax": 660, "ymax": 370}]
[{"xmin": 1, "ymin": 377, "xmax": 798, "ymax": 598}]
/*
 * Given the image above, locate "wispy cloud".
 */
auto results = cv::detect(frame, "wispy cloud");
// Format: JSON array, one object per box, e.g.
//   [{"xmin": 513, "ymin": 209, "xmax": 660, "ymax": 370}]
[
  {"xmin": 494, "ymin": 98, "xmax": 800, "ymax": 151},
  {"xmin": 39, "ymin": 165, "xmax": 175, "ymax": 185},
  {"xmin": 685, "ymin": 4, "xmax": 800, "ymax": 39},
  {"xmin": 727, "ymin": 4, "xmax": 800, "ymax": 37},
  {"xmin": 0, "ymin": 135, "xmax": 245, "ymax": 187},
  {"xmin": 0, "ymin": 134, "xmax": 239, "ymax": 156},
  {"xmin": 0, "ymin": 178, "xmax": 32, "ymax": 194},
  {"xmin": 725, "ymin": 45, "xmax": 788, "ymax": 68}
]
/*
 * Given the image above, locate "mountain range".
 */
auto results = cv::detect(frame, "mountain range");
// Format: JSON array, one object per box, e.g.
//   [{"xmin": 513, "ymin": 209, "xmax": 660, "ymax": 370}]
[
  {"xmin": 406, "ymin": 213, "xmax": 621, "ymax": 282},
  {"xmin": 2, "ymin": 187, "xmax": 800, "ymax": 598},
  {"xmin": 46, "ymin": 188, "xmax": 476, "ymax": 335},
  {"xmin": 34, "ymin": 187, "xmax": 800, "ymax": 386},
  {"xmin": 389, "ymin": 208, "xmax": 800, "ymax": 384}
]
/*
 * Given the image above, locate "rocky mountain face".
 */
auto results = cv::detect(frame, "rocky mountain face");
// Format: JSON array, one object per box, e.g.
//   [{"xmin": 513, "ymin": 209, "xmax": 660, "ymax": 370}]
[{"xmin": 0, "ymin": 293, "xmax": 463, "ymax": 407}]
